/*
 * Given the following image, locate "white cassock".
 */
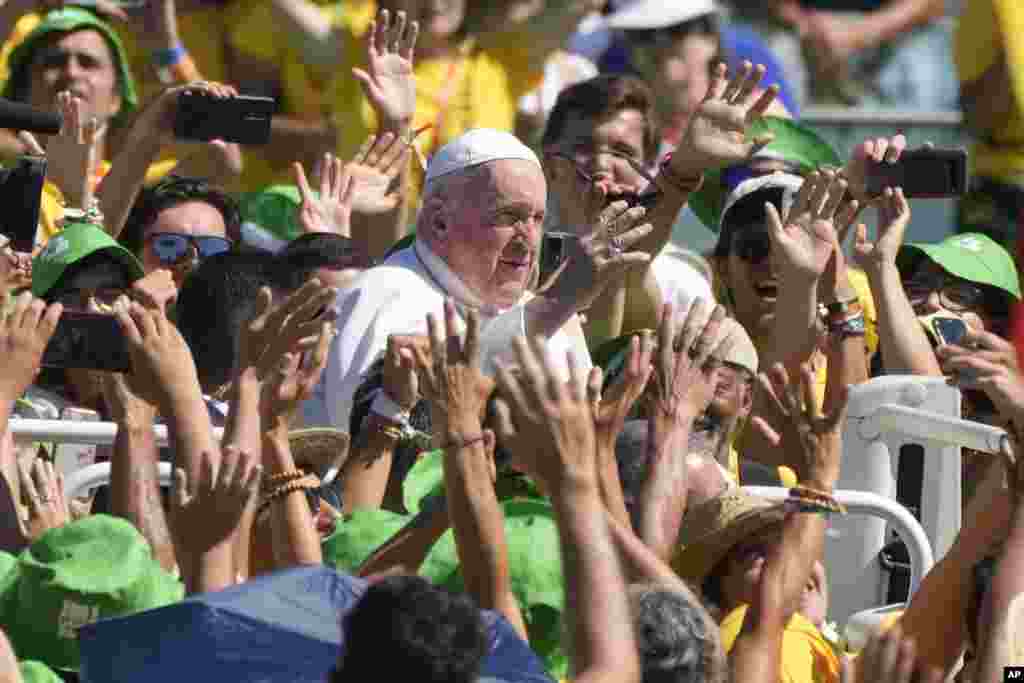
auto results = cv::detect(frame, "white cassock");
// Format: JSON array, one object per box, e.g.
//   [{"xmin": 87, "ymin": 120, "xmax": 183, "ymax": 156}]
[{"xmin": 301, "ymin": 239, "xmax": 593, "ymax": 433}]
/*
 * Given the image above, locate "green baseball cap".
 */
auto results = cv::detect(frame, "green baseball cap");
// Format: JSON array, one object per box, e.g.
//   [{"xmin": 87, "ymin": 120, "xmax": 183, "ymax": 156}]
[
  {"xmin": 11, "ymin": 515, "xmax": 183, "ymax": 671},
  {"xmin": 19, "ymin": 661, "xmax": 62, "ymax": 683},
  {"xmin": 239, "ymin": 185, "xmax": 308, "ymax": 253},
  {"xmin": 321, "ymin": 507, "xmax": 411, "ymax": 574},
  {"xmin": 32, "ymin": 222, "xmax": 144, "ymax": 298},
  {"xmin": 897, "ymin": 232, "xmax": 1022, "ymax": 301},
  {"xmin": 688, "ymin": 117, "xmax": 840, "ymax": 232},
  {"xmin": 2, "ymin": 7, "xmax": 138, "ymax": 119}
]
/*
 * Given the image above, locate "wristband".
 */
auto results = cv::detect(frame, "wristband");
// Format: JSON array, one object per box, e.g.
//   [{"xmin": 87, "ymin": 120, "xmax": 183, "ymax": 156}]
[
  {"xmin": 443, "ymin": 434, "xmax": 486, "ymax": 452},
  {"xmin": 152, "ymin": 44, "xmax": 187, "ymax": 68},
  {"xmin": 156, "ymin": 54, "xmax": 200, "ymax": 86},
  {"xmin": 824, "ymin": 297, "xmax": 860, "ymax": 317},
  {"xmin": 827, "ymin": 313, "xmax": 866, "ymax": 339}
]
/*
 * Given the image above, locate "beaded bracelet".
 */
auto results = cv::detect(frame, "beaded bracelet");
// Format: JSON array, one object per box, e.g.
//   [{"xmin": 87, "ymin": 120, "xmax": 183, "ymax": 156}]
[
  {"xmin": 826, "ymin": 312, "xmax": 866, "ymax": 339},
  {"xmin": 790, "ymin": 486, "xmax": 846, "ymax": 514},
  {"xmin": 443, "ymin": 434, "xmax": 487, "ymax": 452},
  {"xmin": 784, "ymin": 498, "xmax": 840, "ymax": 516},
  {"xmin": 258, "ymin": 475, "xmax": 320, "ymax": 517},
  {"xmin": 262, "ymin": 469, "xmax": 306, "ymax": 491}
]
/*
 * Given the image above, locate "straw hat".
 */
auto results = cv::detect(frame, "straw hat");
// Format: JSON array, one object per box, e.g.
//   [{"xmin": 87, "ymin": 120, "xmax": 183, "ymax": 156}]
[
  {"xmin": 671, "ymin": 489, "xmax": 786, "ymax": 587},
  {"xmin": 288, "ymin": 428, "xmax": 350, "ymax": 478}
]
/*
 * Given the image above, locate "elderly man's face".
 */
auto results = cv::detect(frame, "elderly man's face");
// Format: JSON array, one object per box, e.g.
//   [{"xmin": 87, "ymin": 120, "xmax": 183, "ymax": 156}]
[
  {"xmin": 28, "ymin": 29, "xmax": 121, "ymax": 125},
  {"xmin": 439, "ymin": 159, "xmax": 546, "ymax": 309}
]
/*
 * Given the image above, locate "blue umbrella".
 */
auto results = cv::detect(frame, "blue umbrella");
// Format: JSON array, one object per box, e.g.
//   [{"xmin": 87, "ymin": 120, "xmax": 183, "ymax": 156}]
[{"xmin": 78, "ymin": 566, "xmax": 553, "ymax": 683}]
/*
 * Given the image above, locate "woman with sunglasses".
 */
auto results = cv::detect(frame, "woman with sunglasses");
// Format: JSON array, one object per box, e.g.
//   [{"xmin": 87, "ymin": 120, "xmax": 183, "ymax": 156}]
[{"xmin": 118, "ymin": 175, "xmax": 240, "ymax": 288}]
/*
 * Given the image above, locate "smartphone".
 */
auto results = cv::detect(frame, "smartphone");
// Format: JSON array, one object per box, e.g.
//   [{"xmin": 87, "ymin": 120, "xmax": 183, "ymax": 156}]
[
  {"xmin": 173, "ymin": 91, "xmax": 275, "ymax": 145},
  {"xmin": 866, "ymin": 147, "xmax": 968, "ymax": 199},
  {"xmin": 0, "ymin": 155, "xmax": 46, "ymax": 252},
  {"xmin": 605, "ymin": 189, "xmax": 661, "ymax": 211},
  {"xmin": 539, "ymin": 232, "xmax": 572, "ymax": 286},
  {"xmin": 41, "ymin": 312, "xmax": 132, "ymax": 373},
  {"xmin": 54, "ymin": 407, "xmax": 101, "ymax": 478},
  {"xmin": 930, "ymin": 316, "xmax": 968, "ymax": 346}
]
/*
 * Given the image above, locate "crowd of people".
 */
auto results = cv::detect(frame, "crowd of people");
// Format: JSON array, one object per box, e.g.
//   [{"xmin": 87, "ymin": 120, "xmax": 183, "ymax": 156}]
[{"xmin": 0, "ymin": 0, "xmax": 1018, "ymax": 681}]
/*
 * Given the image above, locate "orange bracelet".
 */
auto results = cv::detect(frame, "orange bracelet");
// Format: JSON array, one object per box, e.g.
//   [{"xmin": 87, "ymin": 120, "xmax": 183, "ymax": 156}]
[{"xmin": 258, "ymin": 475, "xmax": 320, "ymax": 517}]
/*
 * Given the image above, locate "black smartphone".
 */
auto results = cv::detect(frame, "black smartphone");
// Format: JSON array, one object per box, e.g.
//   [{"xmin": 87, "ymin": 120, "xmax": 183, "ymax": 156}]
[
  {"xmin": 42, "ymin": 312, "xmax": 132, "ymax": 373},
  {"xmin": 539, "ymin": 232, "xmax": 572, "ymax": 286},
  {"xmin": 866, "ymin": 147, "xmax": 968, "ymax": 199},
  {"xmin": 930, "ymin": 316, "xmax": 968, "ymax": 346},
  {"xmin": 173, "ymin": 91, "xmax": 276, "ymax": 145},
  {"xmin": 605, "ymin": 189, "xmax": 661, "ymax": 211},
  {"xmin": 0, "ymin": 155, "xmax": 46, "ymax": 252}
]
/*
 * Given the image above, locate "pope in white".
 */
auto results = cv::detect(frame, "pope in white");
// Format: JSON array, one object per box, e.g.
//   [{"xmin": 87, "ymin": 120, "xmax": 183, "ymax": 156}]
[{"xmin": 303, "ymin": 128, "xmax": 650, "ymax": 432}]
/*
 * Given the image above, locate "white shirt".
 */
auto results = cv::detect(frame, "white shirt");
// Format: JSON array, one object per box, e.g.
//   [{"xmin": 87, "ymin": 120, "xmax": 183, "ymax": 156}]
[{"xmin": 301, "ymin": 240, "xmax": 592, "ymax": 432}]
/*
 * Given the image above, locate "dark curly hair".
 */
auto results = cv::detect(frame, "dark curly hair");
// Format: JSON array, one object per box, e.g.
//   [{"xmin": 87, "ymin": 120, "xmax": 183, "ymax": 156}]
[
  {"xmin": 118, "ymin": 175, "xmax": 241, "ymax": 258},
  {"xmin": 334, "ymin": 575, "xmax": 487, "ymax": 683}
]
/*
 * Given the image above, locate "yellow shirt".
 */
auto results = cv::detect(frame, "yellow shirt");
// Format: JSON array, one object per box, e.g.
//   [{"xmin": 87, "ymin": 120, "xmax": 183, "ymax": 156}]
[
  {"xmin": 37, "ymin": 158, "xmax": 175, "ymax": 245},
  {"xmin": 954, "ymin": 0, "xmax": 1024, "ymax": 181},
  {"xmin": 720, "ymin": 605, "xmax": 841, "ymax": 683},
  {"xmin": 232, "ymin": 0, "xmax": 540, "ymax": 191}
]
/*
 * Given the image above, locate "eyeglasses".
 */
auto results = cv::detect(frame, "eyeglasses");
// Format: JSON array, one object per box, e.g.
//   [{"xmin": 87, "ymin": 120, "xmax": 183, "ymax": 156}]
[
  {"xmin": 902, "ymin": 274, "xmax": 988, "ymax": 314},
  {"xmin": 146, "ymin": 233, "xmax": 231, "ymax": 265},
  {"xmin": 732, "ymin": 229, "xmax": 771, "ymax": 264},
  {"xmin": 549, "ymin": 151, "xmax": 661, "ymax": 210}
]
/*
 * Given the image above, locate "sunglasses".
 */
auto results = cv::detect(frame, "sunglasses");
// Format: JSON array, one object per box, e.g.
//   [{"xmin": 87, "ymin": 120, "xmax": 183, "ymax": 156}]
[
  {"xmin": 732, "ymin": 229, "xmax": 771, "ymax": 264},
  {"xmin": 147, "ymin": 232, "xmax": 231, "ymax": 265}
]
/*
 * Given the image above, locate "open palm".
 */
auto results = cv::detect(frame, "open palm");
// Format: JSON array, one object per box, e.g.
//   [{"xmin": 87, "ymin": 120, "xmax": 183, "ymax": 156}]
[
  {"xmin": 672, "ymin": 61, "xmax": 779, "ymax": 176},
  {"xmin": 352, "ymin": 10, "xmax": 419, "ymax": 132},
  {"xmin": 767, "ymin": 171, "xmax": 846, "ymax": 281}
]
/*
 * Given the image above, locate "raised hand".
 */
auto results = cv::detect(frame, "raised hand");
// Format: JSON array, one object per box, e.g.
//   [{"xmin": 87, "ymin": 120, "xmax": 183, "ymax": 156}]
[
  {"xmin": 589, "ymin": 330, "xmax": 655, "ymax": 454},
  {"xmin": 0, "ymin": 239, "xmax": 32, "ymax": 294},
  {"xmin": 345, "ymin": 133, "xmax": 410, "ymax": 216},
  {"xmin": 853, "ymin": 187, "xmax": 910, "ymax": 272},
  {"xmin": 237, "ymin": 279, "xmax": 338, "ymax": 379},
  {"xmin": 650, "ymin": 300, "xmax": 730, "ymax": 428},
  {"xmin": 130, "ymin": 268, "xmax": 178, "ymax": 313},
  {"xmin": 843, "ymin": 134, "xmax": 908, "ymax": 202},
  {"xmin": 754, "ymin": 363, "xmax": 847, "ymax": 490},
  {"xmin": 494, "ymin": 337, "xmax": 597, "ymax": 490},
  {"xmin": 543, "ymin": 200, "xmax": 653, "ymax": 309},
  {"xmin": 767, "ymin": 170, "xmax": 847, "ymax": 282},
  {"xmin": 840, "ymin": 623, "xmax": 942, "ymax": 683},
  {"xmin": 260, "ymin": 320, "xmax": 335, "ymax": 431},
  {"xmin": 294, "ymin": 153, "xmax": 355, "ymax": 236},
  {"xmin": 19, "ymin": 456, "xmax": 70, "ymax": 542},
  {"xmin": 40, "ymin": 91, "xmax": 104, "ymax": 212},
  {"xmin": 670, "ymin": 61, "xmax": 779, "ymax": 177},
  {"xmin": 351, "ymin": 9, "xmax": 419, "ymax": 133},
  {"xmin": 114, "ymin": 298, "xmax": 201, "ymax": 408},
  {"xmin": 0, "ymin": 292, "xmax": 62, "ymax": 404},
  {"xmin": 939, "ymin": 331, "xmax": 1024, "ymax": 426},
  {"xmin": 170, "ymin": 446, "xmax": 262, "ymax": 553},
  {"xmin": 416, "ymin": 300, "xmax": 496, "ymax": 433}
]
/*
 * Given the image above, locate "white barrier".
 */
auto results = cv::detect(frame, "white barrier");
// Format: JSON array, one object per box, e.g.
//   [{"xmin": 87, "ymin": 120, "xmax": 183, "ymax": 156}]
[
  {"xmin": 65, "ymin": 462, "xmax": 174, "ymax": 499},
  {"xmin": 8, "ymin": 419, "xmax": 225, "ymax": 446}
]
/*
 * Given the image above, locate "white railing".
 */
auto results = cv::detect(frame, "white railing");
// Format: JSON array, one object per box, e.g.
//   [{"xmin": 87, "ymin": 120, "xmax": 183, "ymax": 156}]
[
  {"xmin": 742, "ymin": 486, "xmax": 935, "ymax": 599},
  {"xmin": 8, "ymin": 419, "xmax": 224, "ymax": 446},
  {"xmin": 65, "ymin": 462, "xmax": 174, "ymax": 499}
]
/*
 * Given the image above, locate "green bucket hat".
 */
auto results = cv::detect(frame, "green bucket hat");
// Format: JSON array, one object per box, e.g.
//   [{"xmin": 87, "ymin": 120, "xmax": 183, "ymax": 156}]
[
  {"xmin": 32, "ymin": 222, "xmax": 144, "ymax": 298},
  {"xmin": 0, "ymin": 550, "xmax": 20, "ymax": 626},
  {"xmin": 897, "ymin": 232, "xmax": 1022, "ymax": 301},
  {"xmin": 421, "ymin": 498, "xmax": 567, "ymax": 677},
  {"xmin": 688, "ymin": 117, "xmax": 840, "ymax": 231},
  {"xmin": 2, "ymin": 7, "xmax": 138, "ymax": 119},
  {"xmin": 239, "ymin": 185, "xmax": 308, "ymax": 253},
  {"xmin": 10, "ymin": 515, "xmax": 183, "ymax": 671},
  {"xmin": 19, "ymin": 661, "xmax": 62, "ymax": 683},
  {"xmin": 321, "ymin": 507, "xmax": 411, "ymax": 574}
]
